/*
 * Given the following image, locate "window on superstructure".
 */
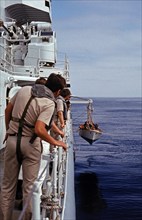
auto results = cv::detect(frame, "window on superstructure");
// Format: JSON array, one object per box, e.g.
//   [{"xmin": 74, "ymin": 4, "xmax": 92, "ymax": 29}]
[
  {"xmin": 42, "ymin": 37, "xmax": 50, "ymax": 42},
  {"xmin": 45, "ymin": 0, "xmax": 50, "ymax": 8}
]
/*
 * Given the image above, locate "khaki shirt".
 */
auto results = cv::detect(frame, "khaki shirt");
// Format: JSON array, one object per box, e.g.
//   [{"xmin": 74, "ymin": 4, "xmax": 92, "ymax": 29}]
[
  {"xmin": 57, "ymin": 97, "xmax": 64, "ymax": 112},
  {"xmin": 54, "ymin": 96, "xmax": 64, "ymax": 122},
  {"xmin": 8, "ymin": 86, "xmax": 55, "ymax": 136}
]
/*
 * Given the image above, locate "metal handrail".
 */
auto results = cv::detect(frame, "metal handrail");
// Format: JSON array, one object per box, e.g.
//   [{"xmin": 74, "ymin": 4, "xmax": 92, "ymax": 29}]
[{"xmin": 18, "ymin": 122, "xmax": 69, "ymax": 220}]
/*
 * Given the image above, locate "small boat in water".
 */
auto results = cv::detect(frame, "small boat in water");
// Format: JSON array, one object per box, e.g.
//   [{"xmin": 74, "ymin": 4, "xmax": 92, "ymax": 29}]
[
  {"xmin": 79, "ymin": 100, "xmax": 102, "ymax": 144},
  {"xmin": 79, "ymin": 128, "xmax": 102, "ymax": 145}
]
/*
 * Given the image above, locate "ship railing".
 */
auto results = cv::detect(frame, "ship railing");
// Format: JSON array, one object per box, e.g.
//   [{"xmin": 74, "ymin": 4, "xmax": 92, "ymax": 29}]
[
  {"xmin": 0, "ymin": 43, "xmax": 36, "ymax": 76},
  {"xmin": 0, "ymin": 43, "xmax": 70, "ymax": 80},
  {"xmin": 1, "ymin": 34, "xmax": 30, "ymax": 43},
  {"xmin": 37, "ymin": 56, "xmax": 70, "ymax": 83},
  {"xmin": 53, "ymin": 55, "xmax": 70, "ymax": 82},
  {"xmin": 0, "ymin": 44, "xmax": 37, "ymax": 76},
  {"xmin": 0, "ymin": 43, "xmax": 14, "ymax": 72},
  {"xmin": 0, "ymin": 59, "xmax": 38, "ymax": 77},
  {"xmin": 0, "ymin": 58, "xmax": 37, "ymax": 77},
  {"xmin": 18, "ymin": 122, "xmax": 69, "ymax": 220}
]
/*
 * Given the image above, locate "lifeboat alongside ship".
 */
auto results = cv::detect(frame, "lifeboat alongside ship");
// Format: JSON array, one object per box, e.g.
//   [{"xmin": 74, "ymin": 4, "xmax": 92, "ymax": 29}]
[
  {"xmin": 79, "ymin": 99, "xmax": 102, "ymax": 144},
  {"xmin": 79, "ymin": 128, "xmax": 102, "ymax": 145}
]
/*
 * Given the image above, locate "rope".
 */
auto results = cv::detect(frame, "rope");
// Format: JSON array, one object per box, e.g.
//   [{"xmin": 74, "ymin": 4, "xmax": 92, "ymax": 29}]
[
  {"xmin": 72, "ymin": 111, "xmax": 87, "ymax": 122},
  {"xmin": 41, "ymin": 205, "xmax": 60, "ymax": 210}
]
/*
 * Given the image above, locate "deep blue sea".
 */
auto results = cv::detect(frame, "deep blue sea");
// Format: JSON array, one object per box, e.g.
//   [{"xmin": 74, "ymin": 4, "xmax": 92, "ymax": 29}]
[{"xmin": 71, "ymin": 98, "xmax": 142, "ymax": 220}]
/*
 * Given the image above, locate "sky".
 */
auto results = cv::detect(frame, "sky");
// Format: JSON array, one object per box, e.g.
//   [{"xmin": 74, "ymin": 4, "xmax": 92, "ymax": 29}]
[{"xmin": 52, "ymin": 0, "xmax": 141, "ymax": 97}]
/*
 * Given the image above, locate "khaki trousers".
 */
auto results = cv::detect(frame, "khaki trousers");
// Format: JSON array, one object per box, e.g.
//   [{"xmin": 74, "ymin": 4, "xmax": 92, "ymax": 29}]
[{"xmin": 1, "ymin": 136, "xmax": 42, "ymax": 220}]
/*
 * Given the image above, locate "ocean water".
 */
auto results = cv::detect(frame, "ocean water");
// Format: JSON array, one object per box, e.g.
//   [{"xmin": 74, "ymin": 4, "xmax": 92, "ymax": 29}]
[{"xmin": 72, "ymin": 98, "xmax": 142, "ymax": 220}]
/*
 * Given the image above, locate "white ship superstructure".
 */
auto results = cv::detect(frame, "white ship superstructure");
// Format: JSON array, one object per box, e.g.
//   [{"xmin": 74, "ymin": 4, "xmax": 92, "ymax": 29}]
[
  {"xmin": 0, "ymin": 0, "xmax": 70, "ymax": 148},
  {"xmin": 0, "ymin": 0, "xmax": 51, "ymax": 23}
]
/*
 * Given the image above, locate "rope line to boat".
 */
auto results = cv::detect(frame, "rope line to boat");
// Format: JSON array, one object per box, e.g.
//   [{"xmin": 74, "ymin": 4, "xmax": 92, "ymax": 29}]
[{"xmin": 72, "ymin": 111, "xmax": 88, "ymax": 122}]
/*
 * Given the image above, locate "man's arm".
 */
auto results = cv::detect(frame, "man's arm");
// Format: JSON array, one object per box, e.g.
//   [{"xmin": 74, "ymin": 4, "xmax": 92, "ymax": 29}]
[
  {"xmin": 51, "ymin": 121, "xmax": 64, "ymax": 138},
  {"xmin": 57, "ymin": 111, "xmax": 65, "ymax": 128},
  {"xmin": 35, "ymin": 120, "xmax": 67, "ymax": 150},
  {"xmin": 5, "ymin": 102, "xmax": 13, "ymax": 130},
  {"xmin": 3, "ymin": 102, "xmax": 13, "ymax": 144}
]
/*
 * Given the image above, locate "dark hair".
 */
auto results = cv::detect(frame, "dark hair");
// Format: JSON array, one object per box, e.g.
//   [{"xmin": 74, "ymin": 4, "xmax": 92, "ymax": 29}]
[
  {"xmin": 45, "ymin": 73, "xmax": 66, "ymax": 92},
  {"xmin": 60, "ymin": 88, "xmax": 71, "ymax": 98},
  {"xmin": 35, "ymin": 77, "xmax": 47, "ymax": 85}
]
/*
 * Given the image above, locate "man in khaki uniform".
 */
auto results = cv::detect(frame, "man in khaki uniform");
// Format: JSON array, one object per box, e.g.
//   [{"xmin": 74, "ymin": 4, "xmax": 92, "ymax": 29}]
[
  {"xmin": 56, "ymin": 88, "xmax": 71, "ymax": 128},
  {"xmin": 1, "ymin": 73, "xmax": 67, "ymax": 220}
]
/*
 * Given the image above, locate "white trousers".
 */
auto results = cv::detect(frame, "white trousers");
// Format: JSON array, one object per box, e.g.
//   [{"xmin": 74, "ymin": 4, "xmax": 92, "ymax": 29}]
[{"xmin": 37, "ymin": 140, "xmax": 50, "ymax": 197}]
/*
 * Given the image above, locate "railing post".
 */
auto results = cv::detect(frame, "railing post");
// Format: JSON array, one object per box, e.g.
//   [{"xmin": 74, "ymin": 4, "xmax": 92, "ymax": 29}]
[
  {"xmin": 52, "ymin": 148, "xmax": 58, "ymax": 220},
  {"xmin": 52, "ymin": 148, "xmax": 58, "ymax": 197},
  {"xmin": 58, "ymin": 146, "xmax": 63, "ymax": 205},
  {"xmin": 32, "ymin": 181, "xmax": 41, "ymax": 220}
]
